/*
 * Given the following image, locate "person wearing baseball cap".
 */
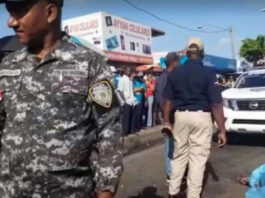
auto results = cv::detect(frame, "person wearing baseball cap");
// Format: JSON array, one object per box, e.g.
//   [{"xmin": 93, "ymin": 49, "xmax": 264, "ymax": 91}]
[
  {"xmin": 0, "ymin": 0, "xmax": 63, "ymax": 46},
  {"xmin": 165, "ymin": 52, "xmax": 180, "ymax": 68},
  {"xmin": 0, "ymin": 0, "xmax": 122, "ymax": 198},
  {"xmin": 156, "ymin": 52, "xmax": 180, "ymax": 182},
  {"xmin": 163, "ymin": 38, "xmax": 226, "ymax": 198},
  {"xmin": 186, "ymin": 37, "xmax": 204, "ymax": 52}
]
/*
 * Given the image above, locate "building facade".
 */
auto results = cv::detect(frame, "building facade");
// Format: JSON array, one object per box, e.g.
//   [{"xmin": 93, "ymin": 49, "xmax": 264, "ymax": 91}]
[{"xmin": 63, "ymin": 12, "xmax": 164, "ymax": 68}]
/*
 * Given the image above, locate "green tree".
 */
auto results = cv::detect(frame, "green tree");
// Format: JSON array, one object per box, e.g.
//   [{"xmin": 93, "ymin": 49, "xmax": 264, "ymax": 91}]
[{"xmin": 240, "ymin": 35, "xmax": 265, "ymax": 66}]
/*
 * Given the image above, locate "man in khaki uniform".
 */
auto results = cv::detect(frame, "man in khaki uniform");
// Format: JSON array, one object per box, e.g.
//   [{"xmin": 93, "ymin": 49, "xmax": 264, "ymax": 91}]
[{"xmin": 163, "ymin": 38, "xmax": 227, "ymax": 198}]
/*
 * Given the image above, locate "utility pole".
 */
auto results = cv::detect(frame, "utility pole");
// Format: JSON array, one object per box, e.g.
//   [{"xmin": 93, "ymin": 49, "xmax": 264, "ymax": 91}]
[
  {"xmin": 197, "ymin": 25, "xmax": 236, "ymax": 59},
  {"xmin": 229, "ymin": 27, "xmax": 236, "ymax": 60}
]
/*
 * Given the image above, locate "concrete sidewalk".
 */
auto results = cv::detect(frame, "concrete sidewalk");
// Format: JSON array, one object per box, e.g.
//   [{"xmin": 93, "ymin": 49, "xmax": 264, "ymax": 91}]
[{"xmin": 123, "ymin": 126, "xmax": 164, "ymax": 155}]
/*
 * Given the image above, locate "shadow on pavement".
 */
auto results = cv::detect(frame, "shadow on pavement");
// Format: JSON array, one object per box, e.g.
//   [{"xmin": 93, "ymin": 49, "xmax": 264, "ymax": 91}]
[
  {"xmin": 204, "ymin": 162, "xmax": 220, "ymax": 185},
  {"xmin": 201, "ymin": 161, "xmax": 220, "ymax": 198},
  {"xmin": 213, "ymin": 132, "xmax": 265, "ymax": 147},
  {"xmin": 227, "ymin": 132, "xmax": 265, "ymax": 147},
  {"xmin": 127, "ymin": 186, "xmax": 164, "ymax": 198}
]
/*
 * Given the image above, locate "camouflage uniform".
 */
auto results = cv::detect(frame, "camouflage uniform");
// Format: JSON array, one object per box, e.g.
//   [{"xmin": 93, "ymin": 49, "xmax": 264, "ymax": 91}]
[
  {"xmin": 0, "ymin": 100, "xmax": 5, "ymax": 139},
  {"xmin": 0, "ymin": 33, "xmax": 123, "ymax": 198}
]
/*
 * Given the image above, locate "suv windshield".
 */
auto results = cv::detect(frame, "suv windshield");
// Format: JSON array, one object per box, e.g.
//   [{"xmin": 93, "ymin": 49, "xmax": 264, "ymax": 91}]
[{"xmin": 236, "ymin": 72, "xmax": 265, "ymax": 88}]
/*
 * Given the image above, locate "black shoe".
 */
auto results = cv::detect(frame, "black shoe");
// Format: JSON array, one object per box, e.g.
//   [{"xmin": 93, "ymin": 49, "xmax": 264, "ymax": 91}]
[
  {"xmin": 168, "ymin": 193, "xmax": 186, "ymax": 198},
  {"xmin": 168, "ymin": 194, "xmax": 179, "ymax": 198}
]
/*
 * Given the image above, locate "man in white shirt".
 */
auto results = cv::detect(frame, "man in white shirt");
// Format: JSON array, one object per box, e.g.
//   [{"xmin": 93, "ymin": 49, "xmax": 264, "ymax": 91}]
[{"xmin": 118, "ymin": 68, "xmax": 135, "ymax": 135}]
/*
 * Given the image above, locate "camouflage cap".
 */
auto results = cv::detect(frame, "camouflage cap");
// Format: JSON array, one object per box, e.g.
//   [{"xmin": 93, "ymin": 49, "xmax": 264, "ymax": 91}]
[{"xmin": 0, "ymin": 0, "xmax": 63, "ymax": 7}]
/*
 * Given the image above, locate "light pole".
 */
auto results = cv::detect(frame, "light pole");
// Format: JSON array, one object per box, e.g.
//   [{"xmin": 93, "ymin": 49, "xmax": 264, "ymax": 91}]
[
  {"xmin": 197, "ymin": 25, "xmax": 236, "ymax": 59},
  {"xmin": 228, "ymin": 27, "xmax": 236, "ymax": 60}
]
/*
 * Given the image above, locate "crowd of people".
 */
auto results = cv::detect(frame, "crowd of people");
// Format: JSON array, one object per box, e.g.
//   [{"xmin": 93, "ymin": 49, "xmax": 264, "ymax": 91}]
[
  {"xmin": 114, "ymin": 53, "xmax": 237, "ymax": 137},
  {"xmin": 217, "ymin": 74, "xmax": 236, "ymax": 91},
  {"xmin": 113, "ymin": 52, "xmax": 180, "ymax": 136},
  {"xmin": 115, "ymin": 38, "xmax": 228, "ymax": 198}
]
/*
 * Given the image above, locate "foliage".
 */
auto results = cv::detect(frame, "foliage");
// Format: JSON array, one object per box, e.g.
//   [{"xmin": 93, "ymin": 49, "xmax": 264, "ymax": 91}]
[{"xmin": 240, "ymin": 35, "xmax": 265, "ymax": 66}]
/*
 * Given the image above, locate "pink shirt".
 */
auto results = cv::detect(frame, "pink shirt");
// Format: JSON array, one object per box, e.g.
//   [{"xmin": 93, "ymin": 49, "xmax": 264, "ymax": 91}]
[{"xmin": 145, "ymin": 80, "xmax": 155, "ymax": 97}]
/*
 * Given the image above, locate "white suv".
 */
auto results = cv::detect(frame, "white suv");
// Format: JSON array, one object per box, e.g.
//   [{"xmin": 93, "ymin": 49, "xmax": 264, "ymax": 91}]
[{"xmin": 222, "ymin": 69, "xmax": 265, "ymax": 133}]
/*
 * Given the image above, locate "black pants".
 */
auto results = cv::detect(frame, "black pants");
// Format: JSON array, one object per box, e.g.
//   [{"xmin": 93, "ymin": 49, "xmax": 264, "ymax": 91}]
[
  {"xmin": 131, "ymin": 102, "xmax": 143, "ymax": 133},
  {"xmin": 122, "ymin": 103, "xmax": 133, "ymax": 136}
]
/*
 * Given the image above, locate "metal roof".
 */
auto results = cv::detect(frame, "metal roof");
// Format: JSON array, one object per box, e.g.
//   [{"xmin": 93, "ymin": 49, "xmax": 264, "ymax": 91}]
[{"xmin": 151, "ymin": 28, "xmax": 165, "ymax": 37}]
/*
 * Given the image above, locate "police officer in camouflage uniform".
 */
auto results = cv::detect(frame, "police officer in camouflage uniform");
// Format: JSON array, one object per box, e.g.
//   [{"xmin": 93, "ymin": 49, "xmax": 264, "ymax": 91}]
[
  {"xmin": 0, "ymin": 97, "xmax": 4, "ymax": 138},
  {"xmin": 0, "ymin": 0, "xmax": 123, "ymax": 197}
]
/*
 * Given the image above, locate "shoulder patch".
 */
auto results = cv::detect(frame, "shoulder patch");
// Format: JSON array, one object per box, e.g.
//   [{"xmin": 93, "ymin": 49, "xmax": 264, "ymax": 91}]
[{"xmin": 89, "ymin": 80, "xmax": 113, "ymax": 108}]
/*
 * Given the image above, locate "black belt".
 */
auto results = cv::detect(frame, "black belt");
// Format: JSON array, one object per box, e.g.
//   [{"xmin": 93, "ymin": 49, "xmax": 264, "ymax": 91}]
[{"xmin": 176, "ymin": 109, "xmax": 210, "ymax": 113}]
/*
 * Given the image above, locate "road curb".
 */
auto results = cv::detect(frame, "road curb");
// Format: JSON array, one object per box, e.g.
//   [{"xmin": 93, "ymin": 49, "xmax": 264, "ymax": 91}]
[
  {"xmin": 122, "ymin": 125, "xmax": 219, "ymax": 155},
  {"xmin": 123, "ymin": 126, "xmax": 164, "ymax": 155}
]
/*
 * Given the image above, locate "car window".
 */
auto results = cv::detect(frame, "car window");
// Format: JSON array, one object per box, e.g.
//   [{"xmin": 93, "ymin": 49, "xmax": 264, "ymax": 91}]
[{"xmin": 236, "ymin": 73, "xmax": 265, "ymax": 88}]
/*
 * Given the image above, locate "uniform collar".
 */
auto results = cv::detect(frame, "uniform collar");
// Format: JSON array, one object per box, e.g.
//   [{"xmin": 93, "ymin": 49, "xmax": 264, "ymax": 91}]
[
  {"xmin": 11, "ymin": 32, "xmax": 75, "ymax": 65},
  {"xmin": 53, "ymin": 33, "xmax": 75, "ymax": 64},
  {"xmin": 11, "ymin": 47, "xmax": 28, "ymax": 63},
  {"xmin": 186, "ymin": 58, "xmax": 203, "ymax": 64}
]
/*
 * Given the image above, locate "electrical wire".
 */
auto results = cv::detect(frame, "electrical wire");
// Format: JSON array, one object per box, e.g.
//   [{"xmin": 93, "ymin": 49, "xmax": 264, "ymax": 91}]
[{"xmin": 123, "ymin": 0, "xmax": 227, "ymax": 34}]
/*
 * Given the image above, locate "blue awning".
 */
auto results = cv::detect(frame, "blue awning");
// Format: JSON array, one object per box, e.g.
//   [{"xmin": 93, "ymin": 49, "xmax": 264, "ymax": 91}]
[
  {"xmin": 203, "ymin": 54, "xmax": 237, "ymax": 73},
  {"xmin": 158, "ymin": 53, "xmax": 237, "ymax": 74}
]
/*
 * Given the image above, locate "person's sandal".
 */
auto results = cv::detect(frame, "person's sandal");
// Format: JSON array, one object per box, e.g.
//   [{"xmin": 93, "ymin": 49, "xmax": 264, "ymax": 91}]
[{"xmin": 236, "ymin": 176, "xmax": 250, "ymax": 186}]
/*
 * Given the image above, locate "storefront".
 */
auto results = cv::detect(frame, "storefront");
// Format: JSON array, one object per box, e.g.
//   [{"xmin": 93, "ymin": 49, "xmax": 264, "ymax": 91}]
[{"xmin": 63, "ymin": 12, "xmax": 165, "ymax": 68}]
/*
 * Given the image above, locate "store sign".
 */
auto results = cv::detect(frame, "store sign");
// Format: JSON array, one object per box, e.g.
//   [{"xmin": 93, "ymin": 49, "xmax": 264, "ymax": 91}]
[
  {"xmin": 63, "ymin": 12, "xmax": 153, "ymax": 64},
  {"xmin": 63, "ymin": 13, "xmax": 104, "ymax": 50},
  {"xmin": 67, "ymin": 19, "xmax": 99, "ymax": 34},
  {"xmin": 102, "ymin": 12, "xmax": 152, "ymax": 63}
]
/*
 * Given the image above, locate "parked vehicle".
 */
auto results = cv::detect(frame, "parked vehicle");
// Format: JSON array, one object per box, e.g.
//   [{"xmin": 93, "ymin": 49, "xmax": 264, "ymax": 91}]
[{"xmin": 222, "ymin": 69, "xmax": 265, "ymax": 133}]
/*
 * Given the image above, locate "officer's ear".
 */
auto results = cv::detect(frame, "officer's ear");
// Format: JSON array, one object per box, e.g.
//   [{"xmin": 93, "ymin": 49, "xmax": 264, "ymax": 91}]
[{"xmin": 45, "ymin": 3, "xmax": 58, "ymax": 24}]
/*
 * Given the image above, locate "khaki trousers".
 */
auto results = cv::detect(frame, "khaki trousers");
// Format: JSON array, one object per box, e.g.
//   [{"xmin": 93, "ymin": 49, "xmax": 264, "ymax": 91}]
[{"xmin": 169, "ymin": 111, "xmax": 213, "ymax": 198}]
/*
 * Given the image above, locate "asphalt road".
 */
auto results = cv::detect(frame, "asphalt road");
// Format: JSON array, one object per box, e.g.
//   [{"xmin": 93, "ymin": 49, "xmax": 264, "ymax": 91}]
[{"xmin": 116, "ymin": 132, "xmax": 265, "ymax": 198}]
